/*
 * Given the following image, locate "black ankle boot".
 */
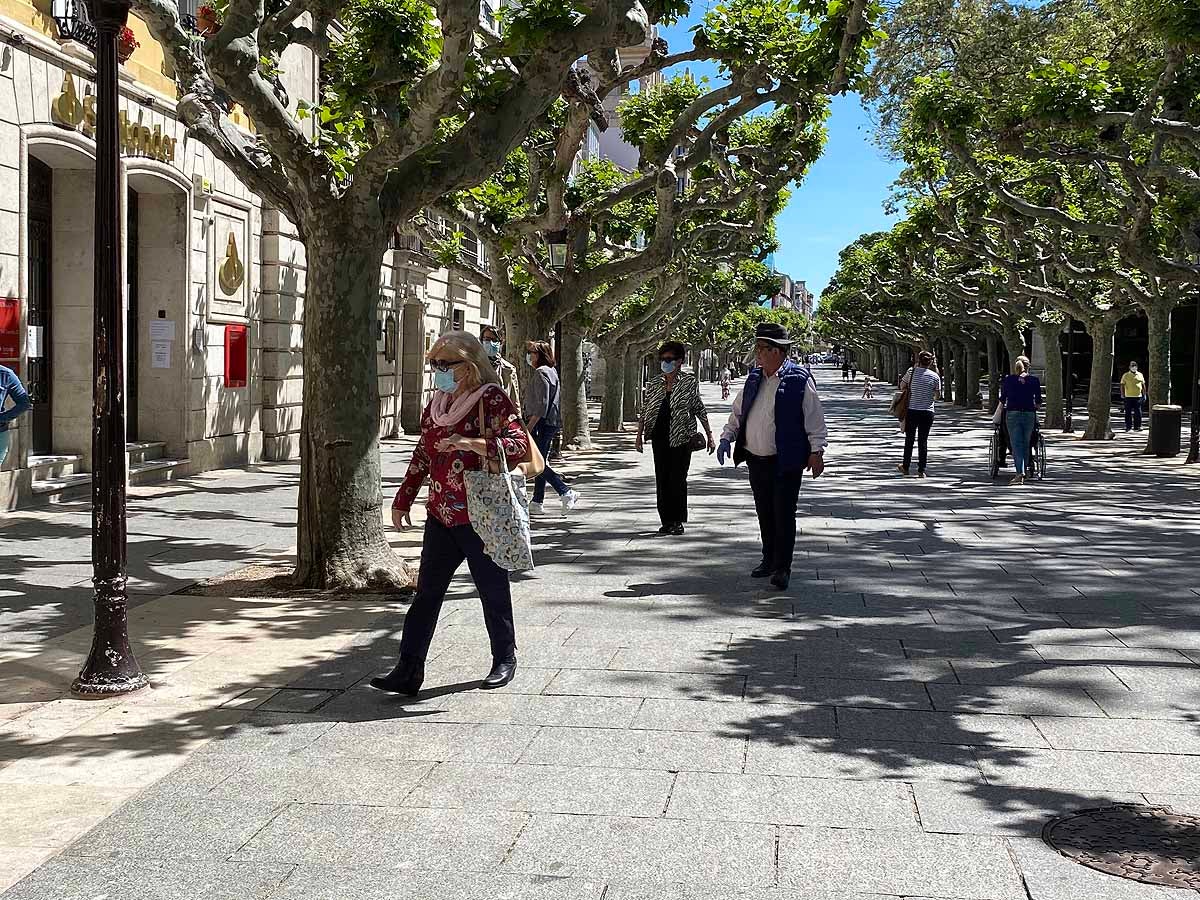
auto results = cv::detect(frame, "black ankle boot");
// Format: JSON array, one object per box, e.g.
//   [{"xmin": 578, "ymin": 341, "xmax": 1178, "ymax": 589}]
[
  {"xmin": 481, "ymin": 657, "xmax": 517, "ymax": 689},
  {"xmin": 370, "ymin": 657, "xmax": 424, "ymax": 696},
  {"xmin": 751, "ymin": 562, "xmax": 773, "ymax": 578}
]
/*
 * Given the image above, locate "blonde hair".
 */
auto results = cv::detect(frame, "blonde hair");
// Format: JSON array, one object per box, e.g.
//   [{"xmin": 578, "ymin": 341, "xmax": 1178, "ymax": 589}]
[
  {"xmin": 1014, "ymin": 355, "xmax": 1030, "ymax": 375},
  {"xmin": 427, "ymin": 331, "xmax": 501, "ymax": 391}
]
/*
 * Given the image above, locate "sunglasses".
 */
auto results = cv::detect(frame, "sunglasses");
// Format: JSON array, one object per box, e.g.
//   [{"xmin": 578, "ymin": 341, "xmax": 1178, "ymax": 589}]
[{"xmin": 429, "ymin": 359, "xmax": 466, "ymax": 373}]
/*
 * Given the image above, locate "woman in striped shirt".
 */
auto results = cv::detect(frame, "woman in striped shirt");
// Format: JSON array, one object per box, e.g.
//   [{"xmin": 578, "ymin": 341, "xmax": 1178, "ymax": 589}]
[
  {"xmin": 897, "ymin": 351, "xmax": 942, "ymax": 478},
  {"xmin": 635, "ymin": 342, "xmax": 715, "ymax": 535}
]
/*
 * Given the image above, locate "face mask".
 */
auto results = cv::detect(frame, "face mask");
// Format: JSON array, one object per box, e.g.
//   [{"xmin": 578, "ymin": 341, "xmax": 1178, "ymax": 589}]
[
  {"xmin": 433, "ymin": 369, "xmax": 458, "ymax": 393},
  {"xmin": 661, "ymin": 360, "xmax": 677, "ymax": 374},
  {"xmin": 483, "ymin": 340, "xmax": 501, "ymax": 358},
  {"xmin": 526, "ymin": 354, "xmax": 534, "ymax": 367}
]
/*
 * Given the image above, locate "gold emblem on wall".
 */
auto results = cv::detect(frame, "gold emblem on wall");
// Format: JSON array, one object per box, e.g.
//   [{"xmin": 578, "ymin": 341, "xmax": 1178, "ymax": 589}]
[{"xmin": 218, "ymin": 232, "xmax": 245, "ymax": 295}]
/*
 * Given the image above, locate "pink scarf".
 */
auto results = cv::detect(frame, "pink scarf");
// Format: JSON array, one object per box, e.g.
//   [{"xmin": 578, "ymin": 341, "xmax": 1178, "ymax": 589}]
[{"xmin": 430, "ymin": 383, "xmax": 495, "ymax": 428}]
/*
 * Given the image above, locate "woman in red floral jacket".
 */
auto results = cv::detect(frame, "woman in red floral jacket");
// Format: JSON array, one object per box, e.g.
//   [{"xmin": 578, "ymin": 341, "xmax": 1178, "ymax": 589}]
[{"xmin": 372, "ymin": 331, "xmax": 529, "ymax": 696}]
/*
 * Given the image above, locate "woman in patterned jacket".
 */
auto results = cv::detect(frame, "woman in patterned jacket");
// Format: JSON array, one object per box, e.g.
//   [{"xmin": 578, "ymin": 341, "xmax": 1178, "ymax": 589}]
[
  {"xmin": 635, "ymin": 341, "xmax": 715, "ymax": 535},
  {"xmin": 374, "ymin": 331, "xmax": 529, "ymax": 696}
]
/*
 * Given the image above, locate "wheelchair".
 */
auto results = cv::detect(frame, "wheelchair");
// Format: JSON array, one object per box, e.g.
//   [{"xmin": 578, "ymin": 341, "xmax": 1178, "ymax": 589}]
[{"xmin": 988, "ymin": 415, "xmax": 1046, "ymax": 481}]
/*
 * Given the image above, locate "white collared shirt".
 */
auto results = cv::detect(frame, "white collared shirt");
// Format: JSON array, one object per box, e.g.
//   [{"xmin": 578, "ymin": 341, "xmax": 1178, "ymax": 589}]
[{"xmin": 721, "ymin": 371, "xmax": 828, "ymax": 455}]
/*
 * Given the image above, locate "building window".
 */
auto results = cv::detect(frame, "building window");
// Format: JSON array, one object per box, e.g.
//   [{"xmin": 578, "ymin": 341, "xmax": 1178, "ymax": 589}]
[{"xmin": 452, "ymin": 308, "xmax": 465, "ymax": 331}]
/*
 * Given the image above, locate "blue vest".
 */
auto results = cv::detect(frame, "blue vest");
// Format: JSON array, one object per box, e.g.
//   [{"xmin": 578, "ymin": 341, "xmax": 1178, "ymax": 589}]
[{"xmin": 733, "ymin": 360, "xmax": 812, "ymax": 472}]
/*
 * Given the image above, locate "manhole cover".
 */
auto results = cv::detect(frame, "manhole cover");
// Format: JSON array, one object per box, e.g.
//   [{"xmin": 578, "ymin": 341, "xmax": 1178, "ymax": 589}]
[{"xmin": 1043, "ymin": 804, "xmax": 1200, "ymax": 890}]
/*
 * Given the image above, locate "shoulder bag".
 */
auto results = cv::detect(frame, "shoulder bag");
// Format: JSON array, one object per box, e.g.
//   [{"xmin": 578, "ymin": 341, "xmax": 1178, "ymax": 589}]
[
  {"xmin": 890, "ymin": 372, "xmax": 911, "ymax": 422},
  {"xmin": 465, "ymin": 404, "xmax": 535, "ymax": 572}
]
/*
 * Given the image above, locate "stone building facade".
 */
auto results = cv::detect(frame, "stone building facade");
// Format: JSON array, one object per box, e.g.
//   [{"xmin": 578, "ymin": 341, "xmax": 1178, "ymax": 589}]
[{"xmin": 0, "ymin": 3, "xmax": 493, "ymax": 510}]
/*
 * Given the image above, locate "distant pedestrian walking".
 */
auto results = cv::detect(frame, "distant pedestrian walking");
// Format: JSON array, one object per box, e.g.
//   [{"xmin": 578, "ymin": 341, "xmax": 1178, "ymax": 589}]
[
  {"xmin": 850, "ymin": 362, "xmax": 858, "ymax": 381},
  {"xmin": 480, "ymin": 324, "xmax": 521, "ymax": 417},
  {"xmin": 896, "ymin": 351, "xmax": 941, "ymax": 478},
  {"xmin": 0, "ymin": 363, "xmax": 31, "ymax": 466},
  {"xmin": 1001, "ymin": 356, "xmax": 1041, "ymax": 486},
  {"xmin": 842, "ymin": 359, "xmax": 850, "ymax": 381},
  {"xmin": 720, "ymin": 368, "xmax": 731, "ymax": 401},
  {"xmin": 376, "ymin": 331, "xmax": 530, "ymax": 696},
  {"xmin": 717, "ymin": 323, "xmax": 827, "ymax": 591},
  {"xmin": 524, "ymin": 341, "xmax": 580, "ymax": 515},
  {"xmin": 861, "ymin": 376, "xmax": 873, "ymax": 400},
  {"xmin": 1120, "ymin": 361, "xmax": 1145, "ymax": 432},
  {"xmin": 636, "ymin": 341, "xmax": 715, "ymax": 535}
]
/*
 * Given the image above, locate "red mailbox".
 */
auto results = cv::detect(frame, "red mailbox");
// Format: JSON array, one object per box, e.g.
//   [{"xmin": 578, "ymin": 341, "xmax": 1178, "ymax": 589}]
[{"xmin": 224, "ymin": 324, "xmax": 248, "ymax": 388}]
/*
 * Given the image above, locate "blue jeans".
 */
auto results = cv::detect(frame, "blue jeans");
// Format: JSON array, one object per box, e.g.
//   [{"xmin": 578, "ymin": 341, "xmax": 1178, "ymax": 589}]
[
  {"xmin": 1007, "ymin": 410, "xmax": 1037, "ymax": 475},
  {"xmin": 530, "ymin": 421, "xmax": 569, "ymax": 504},
  {"xmin": 1124, "ymin": 398, "xmax": 1143, "ymax": 431}
]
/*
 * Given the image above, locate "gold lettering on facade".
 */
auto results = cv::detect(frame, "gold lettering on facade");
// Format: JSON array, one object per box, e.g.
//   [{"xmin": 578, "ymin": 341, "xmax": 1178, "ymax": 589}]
[
  {"xmin": 52, "ymin": 74, "xmax": 178, "ymax": 163},
  {"xmin": 218, "ymin": 231, "xmax": 245, "ymax": 295},
  {"xmin": 50, "ymin": 73, "xmax": 84, "ymax": 127}
]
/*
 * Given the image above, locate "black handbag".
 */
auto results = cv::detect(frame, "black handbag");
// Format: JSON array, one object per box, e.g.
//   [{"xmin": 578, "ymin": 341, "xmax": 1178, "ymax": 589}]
[{"xmin": 687, "ymin": 431, "xmax": 707, "ymax": 452}]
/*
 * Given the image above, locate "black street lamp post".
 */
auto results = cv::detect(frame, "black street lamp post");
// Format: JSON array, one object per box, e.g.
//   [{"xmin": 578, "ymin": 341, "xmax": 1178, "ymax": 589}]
[
  {"xmin": 1063, "ymin": 318, "xmax": 1075, "ymax": 434},
  {"xmin": 72, "ymin": 0, "xmax": 148, "ymax": 697},
  {"xmin": 1187, "ymin": 296, "xmax": 1200, "ymax": 464}
]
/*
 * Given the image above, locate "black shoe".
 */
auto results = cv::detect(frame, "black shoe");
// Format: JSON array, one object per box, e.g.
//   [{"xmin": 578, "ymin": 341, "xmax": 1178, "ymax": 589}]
[
  {"xmin": 668, "ymin": 523, "xmax": 685, "ymax": 535},
  {"xmin": 657, "ymin": 524, "xmax": 672, "ymax": 535},
  {"xmin": 770, "ymin": 571, "xmax": 790, "ymax": 590},
  {"xmin": 751, "ymin": 563, "xmax": 773, "ymax": 578},
  {"xmin": 481, "ymin": 658, "xmax": 517, "ymax": 689},
  {"xmin": 370, "ymin": 657, "xmax": 424, "ymax": 696}
]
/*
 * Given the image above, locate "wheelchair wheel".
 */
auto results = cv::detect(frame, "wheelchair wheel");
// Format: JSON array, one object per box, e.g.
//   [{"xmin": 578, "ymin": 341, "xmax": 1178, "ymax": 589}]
[{"xmin": 988, "ymin": 433, "xmax": 1001, "ymax": 479}]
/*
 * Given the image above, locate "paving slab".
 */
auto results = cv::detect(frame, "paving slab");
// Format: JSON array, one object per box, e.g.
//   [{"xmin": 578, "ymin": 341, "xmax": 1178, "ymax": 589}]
[
  {"xmin": 912, "ymin": 782, "xmax": 1144, "ymax": 837},
  {"xmin": 518, "ymin": 725, "xmax": 747, "ymax": 773},
  {"xmin": 2, "ymin": 858, "xmax": 292, "ymax": 900},
  {"xmin": 502, "ymin": 814, "xmax": 775, "ymax": 885},
  {"xmin": 234, "ymin": 804, "xmax": 528, "ymax": 870},
  {"xmin": 666, "ymin": 770, "xmax": 918, "ymax": 830},
  {"xmin": 404, "ymin": 762, "xmax": 673, "ymax": 816},
  {"xmin": 777, "ymin": 826, "xmax": 1026, "ymax": 898}
]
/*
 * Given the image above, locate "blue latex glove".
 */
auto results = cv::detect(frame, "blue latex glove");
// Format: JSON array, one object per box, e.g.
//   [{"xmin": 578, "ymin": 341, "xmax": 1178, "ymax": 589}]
[{"xmin": 716, "ymin": 438, "xmax": 731, "ymax": 466}]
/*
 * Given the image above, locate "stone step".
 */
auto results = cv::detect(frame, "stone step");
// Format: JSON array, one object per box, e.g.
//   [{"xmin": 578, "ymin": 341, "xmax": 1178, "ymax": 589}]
[
  {"xmin": 29, "ymin": 445, "xmax": 189, "ymax": 503},
  {"xmin": 29, "ymin": 471, "xmax": 92, "ymax": 503},
  {"xmin": 129, "ymin": 456, "xmax": 189, "ymax": 486},
  {"xmin": 27, "ymin": 453, "xmax": 83, "ymax": 482},
  {"xmin": 126, "ymin": 441, "xmax": 166, "ymax": 466}
]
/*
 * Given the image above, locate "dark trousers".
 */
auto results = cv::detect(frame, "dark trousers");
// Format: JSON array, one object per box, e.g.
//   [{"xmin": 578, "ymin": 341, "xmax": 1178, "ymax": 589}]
[
  {"xmin": 902, "ymin": 409, "xmax": 935, "ymax": 473},
  {"xmin": 399, "ymin": 517, "xmax": 515, "ymax": 663},
  {"xmin": 1124, "ymin": 398, "xmax": 1143, "ymax": 430},
  {"xmin": 746, "ymin": 454, "xmax": 804, "ymax": 575},
  {"xmin": 652, "ymin": 439, "xmax": 692, "ymax": 526},
  {"xmin": 531, "ymin": 421, "xmax": 570, "ymax": 503}
]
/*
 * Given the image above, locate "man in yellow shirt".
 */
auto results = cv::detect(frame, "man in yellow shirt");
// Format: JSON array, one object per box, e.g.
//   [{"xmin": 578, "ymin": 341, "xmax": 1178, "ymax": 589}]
[{"xmin": 1120, "ymin": 361, "xmax": 1146, "ymax": 431}]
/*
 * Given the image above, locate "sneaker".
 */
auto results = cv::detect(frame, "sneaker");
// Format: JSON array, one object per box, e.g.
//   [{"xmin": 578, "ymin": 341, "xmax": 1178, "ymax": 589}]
[
  {"xmin": 561, "ymin": 490, "xmax": 581, "ymax": 511},
  {"xmin": 528, "ymin": 501, "xmax": 543, "ymax": 515},
  {"xmin": 896, "ymin": 464, "xmax": 910, "ymax": 476},
  {"xmin": 917, "ymin": 471, "xmax": 927, "ymax": 478},
  {"xmin": 1009, "ymin": 474, "xmax": 1025, "ymax": 486}
]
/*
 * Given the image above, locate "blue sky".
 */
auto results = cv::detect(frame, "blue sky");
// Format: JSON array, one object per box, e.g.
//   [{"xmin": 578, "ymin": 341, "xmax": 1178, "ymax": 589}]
[{"xmin": 656, "ymin": 13, "xmax": 903, "ymax": 303}]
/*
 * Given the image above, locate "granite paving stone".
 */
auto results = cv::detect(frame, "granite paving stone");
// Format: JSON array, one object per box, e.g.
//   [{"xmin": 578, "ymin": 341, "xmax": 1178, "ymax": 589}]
[
  {"xmin": 1, "ymin": 858, "xmax": 293, "ymax": 900},
  {"xmin": 303, "ymin": 720, "xmax": 540, "ymax": 763},
  {"xmin": 234, "ymin": 804, "xmax": 528, "ymax": 870},
  {"xmin": 836, "ymin": 707, "xmax": 1050, "ymax": 748},
  {"xmin": 430, "ymin": 692, "xmax": 644, "ymax": 728},
  {"xmin": 631, "ymin": 697, "xmax": 836, "ymax": 736},
  {"xmin": 267, "ymin": 868, "xmax": 606, "ymax": 900},
  {"xmin": 541, "ymin": 669, "xmax": 746, "ymax": 702},
  {"xmin": 403, "ymin": 762, "xmax": 673, "ymax": 816},
  {"xmin": 1031, "ymin": 715, "xmax": 1200, "ymax": 754},
  {"xmin": 925, "ymin": 684, "xmax": 1107, "ymax": 717},
  {"xmin": 66, "ymin": 796, "xmax": 284, "ymax": 860},
  {"xmin": 1007, "ymin": 836, "xmax": 1188, "ymax": 900},
  {"xmin": 777, "ymin": 826, "xmax": 1026, "ymax": 898},
  {"xmin": 665, "ymin": 770, "xmax": 918, "ymax": 829},
  {"xmin": 911, "ymin": 783, "xmax": 1144, "ymax": 837},
  {"xmin": 501, "ymin": 814, "xmax": 775, "ymax": 885},
  {"xmin": 518, "ymin": 725, "xmax": 747, "ymax": 772},
  {"xmin": 206, "ymin": 756, "xmax": 435, "ymax": 805},
  {"xmin": 744, "ymin": 736, "xmax": 986, "ymax": 782}
]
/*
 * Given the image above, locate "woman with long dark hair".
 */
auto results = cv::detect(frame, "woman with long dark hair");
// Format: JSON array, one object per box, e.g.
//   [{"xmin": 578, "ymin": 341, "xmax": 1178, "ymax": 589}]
[
  {"xmin": 374, "ymin": 331, "xmax": 529, "ymax": 695},
  {"xmin": 523, "ymin": 340, "xmax": 580, "ymax": 515}
]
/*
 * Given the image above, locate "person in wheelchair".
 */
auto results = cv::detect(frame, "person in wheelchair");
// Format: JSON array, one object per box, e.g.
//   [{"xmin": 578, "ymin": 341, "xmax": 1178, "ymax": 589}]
[{"xmin": 1000, "ymin": 355, "xmax": 1041, "ymax": 485}]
